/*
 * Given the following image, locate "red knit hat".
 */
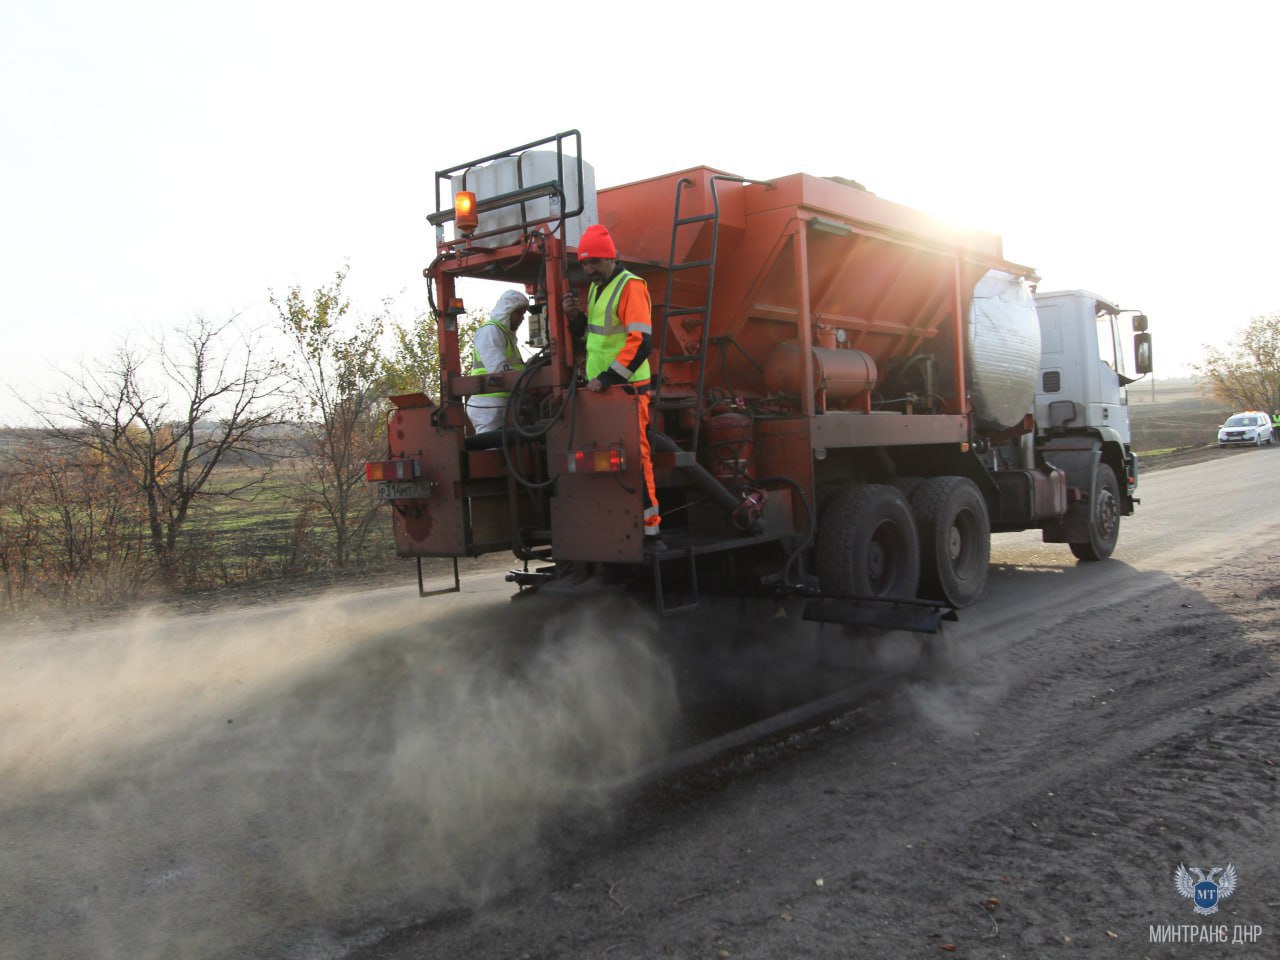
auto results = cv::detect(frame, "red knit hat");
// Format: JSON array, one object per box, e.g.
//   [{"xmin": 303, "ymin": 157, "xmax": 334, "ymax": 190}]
[{"xmin": 577, "ymin": 223, "xmax": 617, "ymax": 260}]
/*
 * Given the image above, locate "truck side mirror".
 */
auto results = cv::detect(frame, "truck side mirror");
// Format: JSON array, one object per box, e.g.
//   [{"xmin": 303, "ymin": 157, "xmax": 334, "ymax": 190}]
[
  {"xmin": 1132, "ymin": 314, "xmax": 1148, "ymax": 332},
  {"xmin": 1134, "ymin": 332, "xmax": 1153, "ymax": 375}
]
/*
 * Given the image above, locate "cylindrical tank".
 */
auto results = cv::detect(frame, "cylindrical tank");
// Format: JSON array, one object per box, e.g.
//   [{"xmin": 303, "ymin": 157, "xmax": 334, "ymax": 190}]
[
  {"xmin": 968, "ymin": 270, "xmax": 1040, "ymax": 430},
  {"xmin": 763, "ymin": 343, "xmax": 877, "ymax": 402},
  {"xmin": 704, "ymin": 412, "xmax": 755, "ymax": 487}
]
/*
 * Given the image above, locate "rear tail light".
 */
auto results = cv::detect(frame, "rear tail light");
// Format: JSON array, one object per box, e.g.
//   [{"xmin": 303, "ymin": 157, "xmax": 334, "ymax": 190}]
[
  {"xmin": 365, "ymin": 459, "xmax": 419, "ymax": 482},
  {"xmin": 562, "ymin": 447, "xmax": 626, "ymax": 474}
]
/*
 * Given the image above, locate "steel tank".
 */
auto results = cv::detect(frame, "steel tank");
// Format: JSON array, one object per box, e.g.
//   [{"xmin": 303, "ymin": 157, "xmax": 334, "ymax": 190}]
[{"xmin": 763, "ymin": 343, "xmax": 878, "ymax": 404}]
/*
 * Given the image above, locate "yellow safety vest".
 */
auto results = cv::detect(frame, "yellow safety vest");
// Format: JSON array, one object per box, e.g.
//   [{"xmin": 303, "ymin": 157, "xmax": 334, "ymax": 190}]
[
  {"xmin": 470, "ymin": 321, "xmax": 525, "ymax": 398},
  {"xmin": 586, "ymin": 269, "xmax": 650, "ymax": 384}
]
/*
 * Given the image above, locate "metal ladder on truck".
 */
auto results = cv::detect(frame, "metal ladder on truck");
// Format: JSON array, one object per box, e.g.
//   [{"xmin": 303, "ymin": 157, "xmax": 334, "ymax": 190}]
[{"xmin": 649, "ymin": 174, "xmax": 749, "ymax": 615}]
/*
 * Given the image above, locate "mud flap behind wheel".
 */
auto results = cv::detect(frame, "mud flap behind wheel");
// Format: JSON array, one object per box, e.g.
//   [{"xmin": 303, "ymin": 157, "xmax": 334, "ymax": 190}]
[
  {"xmin": 507, "ymin": 567, "xmax": 555, "ymax": 589},
  {"xmin": 802, "ymin": 597, "xmax": 957, "ymax": 634}
]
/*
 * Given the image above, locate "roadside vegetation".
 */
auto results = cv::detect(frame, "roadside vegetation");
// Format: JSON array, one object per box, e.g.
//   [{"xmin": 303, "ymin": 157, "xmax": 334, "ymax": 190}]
[
  {"xmin": 0, "ymin": 268, "xmax": 483, "ymax": 618},
  {"xmin": 1192, "ymin": 312, "xmax": 1280, "ymax": 414}
]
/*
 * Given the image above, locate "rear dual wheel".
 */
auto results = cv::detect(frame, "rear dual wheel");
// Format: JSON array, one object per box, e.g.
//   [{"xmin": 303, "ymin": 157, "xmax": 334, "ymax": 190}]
[
  {"xmin": 817, "ymin": 485, "xmax": 920, "ymax": 600},
  {"xmin": 909, "ymin": 477, "xmax": 990, "ymax": 609},
  {"xmin": 817, "ymin": 479, "xmax": 993, "ymax": 608}
]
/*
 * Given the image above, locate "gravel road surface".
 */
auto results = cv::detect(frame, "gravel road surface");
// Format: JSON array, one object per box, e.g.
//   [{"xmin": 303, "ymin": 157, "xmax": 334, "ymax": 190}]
[{"xmin": 2, "ymin": 446, "xmax": 1278, "ymax": 959}]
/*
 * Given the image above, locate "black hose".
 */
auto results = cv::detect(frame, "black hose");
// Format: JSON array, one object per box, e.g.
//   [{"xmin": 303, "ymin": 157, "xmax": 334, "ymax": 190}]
[
  {"xmin": 510, "ymin": 350, "xmax": 575, "ymax": 440},
  {"xmin": 498, "ymin": 347, "xmax": 580, "ymax": 491},
  {"xmin": 754, "ymin": 475, "xmax": 815, "ymax": 587}
]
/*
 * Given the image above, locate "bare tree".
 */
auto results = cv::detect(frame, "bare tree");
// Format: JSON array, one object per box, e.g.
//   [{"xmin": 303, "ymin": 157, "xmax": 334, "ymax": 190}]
[
  {"xmin": 273, "ymin": 267, "xmax": 392, "ymax": 569},
  {"xmin": 35, "ymin": 315, "xmax": 283, "ymax": 589},
  {"xmin": 1194, "ymin": 313, "xmax": 1280, "ymax": 414},
  {"xmin": 0, "ymin": 436, "xmax": 149, "ymax": 609}
]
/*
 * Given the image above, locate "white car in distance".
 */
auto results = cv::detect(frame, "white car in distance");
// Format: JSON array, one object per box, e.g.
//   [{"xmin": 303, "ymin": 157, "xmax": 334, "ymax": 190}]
[{"xmin": 1217, "ymin": 412, "xmax": 1275, "ymax": 448}]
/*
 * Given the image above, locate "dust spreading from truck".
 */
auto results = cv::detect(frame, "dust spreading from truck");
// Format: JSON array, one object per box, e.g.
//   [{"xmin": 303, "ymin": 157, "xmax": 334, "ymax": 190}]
[
  {"xmin": 0, "ymin": 587, "xmax": 678, "ymax": 958},
  {"xmin": 658, "ymin": 599, "xmax": 957, "ymax": 741}
]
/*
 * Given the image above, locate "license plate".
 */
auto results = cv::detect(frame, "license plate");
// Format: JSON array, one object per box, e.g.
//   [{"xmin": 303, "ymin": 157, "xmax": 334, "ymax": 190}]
[{"xmin": 379, "ymin": 480, "xmax": 433, "ymax": 501}]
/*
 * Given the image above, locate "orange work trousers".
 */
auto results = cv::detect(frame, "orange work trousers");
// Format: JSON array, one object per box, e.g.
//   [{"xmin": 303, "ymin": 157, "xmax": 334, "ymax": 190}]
[{"xmin": 636, "ymin": 393, "xmax": 661, "ymax": 536}]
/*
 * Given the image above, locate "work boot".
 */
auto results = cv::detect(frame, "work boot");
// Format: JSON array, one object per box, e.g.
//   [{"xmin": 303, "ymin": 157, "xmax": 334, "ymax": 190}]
[{"xmin": 645, "ymin": 535, "xmax": 668, "ymax": 554}]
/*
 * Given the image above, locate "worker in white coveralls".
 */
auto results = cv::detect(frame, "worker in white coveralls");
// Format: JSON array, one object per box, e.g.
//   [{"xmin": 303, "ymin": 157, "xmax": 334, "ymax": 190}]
[{"xmin": 465, "ymin": 289, "xmax": 528, "ymax": 433}]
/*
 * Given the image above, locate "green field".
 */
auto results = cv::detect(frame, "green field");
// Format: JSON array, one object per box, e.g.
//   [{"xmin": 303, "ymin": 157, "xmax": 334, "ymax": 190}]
[
  {"xmin": 173, "ymin": 461, "xmax": 395, "ymax": 585},
  {"xmin": 0, "ymin": 451, "xmax": 398, "ymax": 614}
]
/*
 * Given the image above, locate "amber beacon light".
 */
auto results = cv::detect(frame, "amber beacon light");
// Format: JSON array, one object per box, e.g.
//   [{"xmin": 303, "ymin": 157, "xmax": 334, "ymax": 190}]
[{"xmin": 454, "ymin": 190, "xmax": 478, "ymax": 235}]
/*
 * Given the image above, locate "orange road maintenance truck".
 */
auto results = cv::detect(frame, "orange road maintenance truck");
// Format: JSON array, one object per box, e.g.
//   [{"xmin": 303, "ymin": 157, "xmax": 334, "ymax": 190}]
[{"xmin": 366, "ymin": 131, "xmax": 1153, "ymax": 628}]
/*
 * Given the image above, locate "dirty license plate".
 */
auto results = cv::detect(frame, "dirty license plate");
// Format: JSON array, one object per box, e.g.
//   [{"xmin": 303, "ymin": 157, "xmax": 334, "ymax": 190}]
[{"xmin": 379, "ymin": 480, "xmax": 433, "ymax": 501}]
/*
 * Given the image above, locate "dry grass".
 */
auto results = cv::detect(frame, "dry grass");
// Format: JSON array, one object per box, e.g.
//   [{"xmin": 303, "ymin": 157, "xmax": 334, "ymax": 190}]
[{"xmin": 1128, "ymin": 378, "xmax": 1231, "ymax": 454}]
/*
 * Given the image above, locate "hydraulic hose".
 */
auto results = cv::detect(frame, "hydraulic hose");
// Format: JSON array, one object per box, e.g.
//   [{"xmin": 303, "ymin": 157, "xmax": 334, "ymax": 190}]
[{"xmin": 753, "ymin": 475, "xmax": 815, "ymax": 587}]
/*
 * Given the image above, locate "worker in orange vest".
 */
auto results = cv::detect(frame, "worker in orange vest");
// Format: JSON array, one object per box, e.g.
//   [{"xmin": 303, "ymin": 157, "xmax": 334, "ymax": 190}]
[{"xmin": 562, "ymin": 224, "xmax": 662, "ymax": 546}]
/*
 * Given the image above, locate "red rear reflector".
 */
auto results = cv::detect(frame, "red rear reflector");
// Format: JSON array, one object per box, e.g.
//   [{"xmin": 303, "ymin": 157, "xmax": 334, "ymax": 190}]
[
  {"xmin": 365, "ymin": 459, "xmax": 419, "ymax": 482},
  {"xmin": 563, "ymin": 447, "xmax": 625, "ymax": 474}
]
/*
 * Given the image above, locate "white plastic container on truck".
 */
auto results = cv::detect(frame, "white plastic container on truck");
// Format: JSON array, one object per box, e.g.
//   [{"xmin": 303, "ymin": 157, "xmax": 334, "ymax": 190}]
[{"xmin": 449, "ymin": 151, "xmax": 597, "ymax": 247}]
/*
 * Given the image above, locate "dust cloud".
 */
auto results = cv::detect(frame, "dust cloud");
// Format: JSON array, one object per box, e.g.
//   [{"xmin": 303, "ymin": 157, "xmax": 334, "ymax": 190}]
[
  {"xmin": 667, "ymin": 601, "xmax": 1000, "ymax": 747},
  {"xmin": 663, "ymin": 601, "xmax": 958, "ymax": 729},
  {"xmin": 0, "ymin": 588, "xmax": 678, "ymax": 959}
]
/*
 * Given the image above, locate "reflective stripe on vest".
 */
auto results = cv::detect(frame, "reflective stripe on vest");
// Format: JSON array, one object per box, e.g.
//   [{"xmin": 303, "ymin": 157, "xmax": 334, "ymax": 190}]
[
  {"xmin": 586, "ymin": 269, "xmax": 650, "ymax": 384},
  {"xmin": 470, "ymin": 321, "xmax": 525, "ymax": 398}
]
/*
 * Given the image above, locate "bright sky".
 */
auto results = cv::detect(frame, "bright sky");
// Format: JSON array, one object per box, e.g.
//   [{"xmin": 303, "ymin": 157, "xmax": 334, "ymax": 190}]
[{"xmin": 2, "ymin": 0, "xmax": 1276, "ymax": 425}]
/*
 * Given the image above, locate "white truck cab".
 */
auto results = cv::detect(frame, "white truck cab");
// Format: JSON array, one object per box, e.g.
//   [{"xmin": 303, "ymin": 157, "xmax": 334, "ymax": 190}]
[{"xmin": 1033, "ymin": 291, "xmax": 1151, "ymax": 445}]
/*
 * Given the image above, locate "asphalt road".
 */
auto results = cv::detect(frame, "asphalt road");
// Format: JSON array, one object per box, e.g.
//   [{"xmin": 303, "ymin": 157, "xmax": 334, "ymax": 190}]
[
  {"xmin": 2, "ymin": 444, "xmax": 1278, "ymax": 959},
  {"xmin": 963, "ymin": 443, "xmax": 1280, "ymax": 637}
]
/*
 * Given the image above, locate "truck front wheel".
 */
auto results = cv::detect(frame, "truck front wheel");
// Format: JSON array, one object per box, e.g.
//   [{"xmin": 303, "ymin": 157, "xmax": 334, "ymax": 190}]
[
  {"xmin": 817, "ymin": 484, "xmax": 920, "ymax": 599},
  {"xmin": 1069, "ymin": 463, "xmax": 1121, "ymax": 561},
  {"xmin": 910, "ymin": 476, "xmax": 990, "ymax": 608}
]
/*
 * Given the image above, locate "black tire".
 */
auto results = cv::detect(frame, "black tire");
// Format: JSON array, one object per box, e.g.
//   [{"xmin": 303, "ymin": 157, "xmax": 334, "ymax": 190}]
[
  {"xmin": 1069, "ymin": 463, "xmax": 1121, "ymax": 561},
  {"xmin": 910, "ymin": 476, "xmax": 991, "ymax": 608},
  {"xmin": 890, "ymin": 476, "xmax": 924, "ymax": 501},
  {"xmin": 817, "ymin": 484, "xmax": 920, "ymax": 599}
]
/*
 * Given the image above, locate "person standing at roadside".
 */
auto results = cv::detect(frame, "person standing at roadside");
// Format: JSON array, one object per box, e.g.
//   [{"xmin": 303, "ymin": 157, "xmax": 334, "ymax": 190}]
[
  {"xmin": 465, "ymin": 290, "xmax": 528, "ymax": 434},
  {"xmin": 561, "ymin": 224, "xmax": 662, "ymax": 545}
]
